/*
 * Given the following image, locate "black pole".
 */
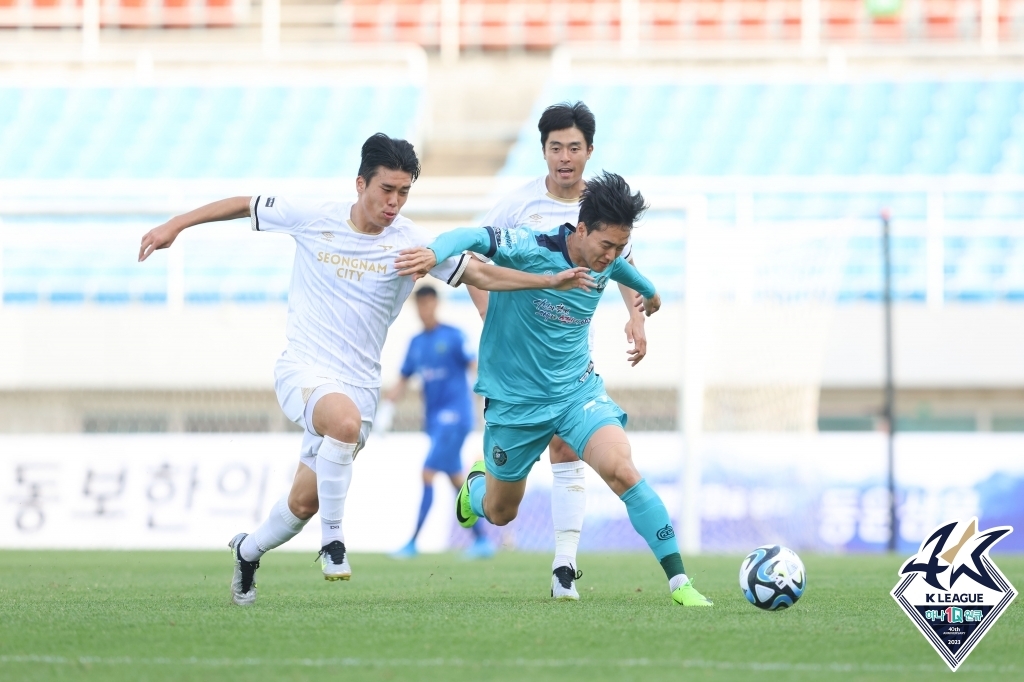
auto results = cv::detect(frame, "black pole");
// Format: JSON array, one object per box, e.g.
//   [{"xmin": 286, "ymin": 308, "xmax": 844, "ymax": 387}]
[{"xmin": 882, "ymin": 208, "xmax": 898, "ymax": 552}]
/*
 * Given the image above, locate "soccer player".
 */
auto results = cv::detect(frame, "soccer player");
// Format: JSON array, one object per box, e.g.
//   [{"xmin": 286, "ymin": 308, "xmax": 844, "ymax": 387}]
[
  {"xmin": 395, "ymin": 171, "xmax": 713, "ymax": 606},
  {"xmin": 137, "ymin": 133, "xmax": 594, "ymax": 606},
  {"xmin": 380, "ymin": 285, "xmax": 496, "ymax": 560},
  {"xmin": 466, "ymin": 101, "xmax": 648, "ymax": 599}
]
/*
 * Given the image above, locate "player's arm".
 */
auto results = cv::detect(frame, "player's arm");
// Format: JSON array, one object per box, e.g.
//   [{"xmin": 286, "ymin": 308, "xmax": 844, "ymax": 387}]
[
  {"xmin": 138, "ymin": 196, "xmax": 250, "ymax": 261},
  {"xmin": 467, "ymin": 283, "xmax": 490, "ymax": 320},
  {"xmin": 609, "ymin": 258, "xmax": 661, "ymax": 317},
  {"xmin": 459, "ymin": 257, "xmax": 592, "ymax": 292},
  {"xmin": 619, "ymin": 256, "xmax": 648, "ymax": 366}
]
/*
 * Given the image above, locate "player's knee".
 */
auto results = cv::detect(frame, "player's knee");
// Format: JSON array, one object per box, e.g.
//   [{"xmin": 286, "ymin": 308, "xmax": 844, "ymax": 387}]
[
  {"xmin": 288, "ymin": 490, "xmax": 318, "ymax": 520},
  {"xmin": 321, "ymin": 413, "xmax": 362, "ymax": 443},
  {"xmin": 609, "ymin": 458, "xmax": 641, "ymax": 491},
  {"xmin": 548, "ymin": 437, "xmax": 578, "ymax": 464},
  {"xmin": 486, "ymin": 500, "xmax": 519, "ymax": 526}
]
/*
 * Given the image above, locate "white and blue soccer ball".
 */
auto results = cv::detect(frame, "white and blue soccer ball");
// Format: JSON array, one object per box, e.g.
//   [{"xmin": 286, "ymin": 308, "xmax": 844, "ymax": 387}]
[{"xmin": 739, "ymin": 545, "xmax": 806, "ymax": 610}]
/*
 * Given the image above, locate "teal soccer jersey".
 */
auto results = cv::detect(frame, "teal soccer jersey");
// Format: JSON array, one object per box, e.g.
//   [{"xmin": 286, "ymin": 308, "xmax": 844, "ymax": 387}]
[{"xmin": 429, "ymin": 223, "xmax": 656, "ymax": 405}]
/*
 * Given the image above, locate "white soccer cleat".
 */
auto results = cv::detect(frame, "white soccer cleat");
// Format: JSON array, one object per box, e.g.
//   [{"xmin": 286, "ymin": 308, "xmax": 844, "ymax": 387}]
[
  {"xmin": 228, "ymin": 532, "xmax": 259, "ymax": 606},
  {"xmin": 318, "ymin": 540, "xmax": 352, "ymax": 581},
  {"xmin": 551, "ymin": 565, "xmax": 582, "ymax": 601}
]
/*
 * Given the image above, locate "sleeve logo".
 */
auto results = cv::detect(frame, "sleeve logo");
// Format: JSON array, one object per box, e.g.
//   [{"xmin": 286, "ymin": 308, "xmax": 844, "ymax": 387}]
[{"xmin": 265, "ymin": 197, "xmax": 275, "ymax": 208}]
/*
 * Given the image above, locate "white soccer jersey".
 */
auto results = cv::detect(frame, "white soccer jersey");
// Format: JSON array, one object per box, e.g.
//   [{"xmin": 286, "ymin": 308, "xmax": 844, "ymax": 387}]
[
  {"xmin": 250, "ymin": 195, "xmax": 470, "ymax": 388},
  {"xmin": 479, "ymin": 176, "xmax": 633, "ymax": 261}
]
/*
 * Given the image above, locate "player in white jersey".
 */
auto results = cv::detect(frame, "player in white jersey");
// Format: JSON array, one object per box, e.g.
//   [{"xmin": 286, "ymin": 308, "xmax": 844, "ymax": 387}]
[
  {"xmin": 137, "ymin": 133, "xmax": 594, "ymax": 606},
  {"xmin": 466, "ymin": 102, "xmax": 649, "ymax": 600}
]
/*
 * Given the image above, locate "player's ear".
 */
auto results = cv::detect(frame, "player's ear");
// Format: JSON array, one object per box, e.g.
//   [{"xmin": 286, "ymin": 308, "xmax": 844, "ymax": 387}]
[
  {"xmin": 576, "ymin": 220, "xmax": 588, "ymax": 234},
  {"xmin": 355, "ymin": 175, "xmax": 366, "ymax": 195},
  {"xmin": 586, "ymin": 145, "xmax": 593, "ymax": 159}
]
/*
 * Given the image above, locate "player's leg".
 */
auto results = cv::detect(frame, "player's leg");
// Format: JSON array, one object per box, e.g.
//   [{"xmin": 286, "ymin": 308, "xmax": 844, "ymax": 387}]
[
  {"xmin": 548, "ymin": 434, "xmax": 586, "ymax": 595},
  {"xmin": 229, "ymin": 462, "xmax": 317, "ymax": 603},
  {"xmin": 440, "ymin": 425, "xmax": 496, "ymax": 559},
  {"xmin": 447, "ymin": 469, "xmax": 495, "ymax": 558},
  {"xmin": 392, "ymin": 467, "xmax": 437, "ymax": 559},
  {"xmin": 309, "ymin": 388, "xmax": 368, "ymax": 581},
  {"xmin": 580, "ymin": 424, "xmax": 711, "ymax": 606}
]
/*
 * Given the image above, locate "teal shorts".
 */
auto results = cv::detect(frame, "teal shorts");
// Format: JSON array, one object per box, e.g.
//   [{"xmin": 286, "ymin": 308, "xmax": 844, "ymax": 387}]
[{"xmin": 482, "ymin": 378, "xmax": 627, "ymax": 482}]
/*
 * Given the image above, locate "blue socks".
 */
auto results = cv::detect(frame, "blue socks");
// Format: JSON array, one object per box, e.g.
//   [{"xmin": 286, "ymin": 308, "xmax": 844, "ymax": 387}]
[
  {"xmin": 620, "ymin": 479, "xmax": 685, "ymax": 579},
  {"xmin": 412, "ymin": 483, "xmax": 434, "ymax": 540}
]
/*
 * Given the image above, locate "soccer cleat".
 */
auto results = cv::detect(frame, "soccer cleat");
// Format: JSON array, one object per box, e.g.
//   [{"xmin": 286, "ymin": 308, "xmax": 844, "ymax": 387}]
[
  {"xmin": 672, "ymin": 579, "xmax": 713, "ymax": 607},
  {"xmin": 455, "ymin": 461, "xmax": 486, "ymax": 529},
  {"xmin": 390, "ymin": 540, "xmax": 418, "ymax": 560},
  {"xmin": 227, "ymin": 532, "xmax": 259, "ymax": 606},
  {"xmin": 551, "ymin": 565, "xmax": 582, "ymax": 601},
  {"xmin": 318, "ymin": 540, "xmax": 352, "ymax": 581},
  {"xmin": 462, "ymin": 536, "xmax": 496, "ymax": 560}
]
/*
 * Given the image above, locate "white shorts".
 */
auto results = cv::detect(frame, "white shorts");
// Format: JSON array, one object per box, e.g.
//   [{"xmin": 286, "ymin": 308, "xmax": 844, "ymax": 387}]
[{"xmin": 274, "ymin": 356, "xmax": 380, "ymax": 473}]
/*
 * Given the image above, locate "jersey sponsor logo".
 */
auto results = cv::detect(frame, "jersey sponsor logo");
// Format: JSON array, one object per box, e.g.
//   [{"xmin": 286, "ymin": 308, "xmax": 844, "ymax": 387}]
[
  {"xmin": 319, "ymin": 232, "xmax": 335, "ymax": 242},
  {"xmin": 316, "ymin": 251, "xmax": 388, "ymax": 282},
  {"xmin": 891, "ymin": 517, "xmax": 1017, "ymax": 671},
  {"xmin": 532, "ymin": 298, "xmax": 591, "ymax": 326},
  {"xmin": 265, "ymin": 197, "xmax": 275, "ymax": 208},
  {"xmin": 491, "ymin": 446, "xmax": 507, "ymax": 467}
]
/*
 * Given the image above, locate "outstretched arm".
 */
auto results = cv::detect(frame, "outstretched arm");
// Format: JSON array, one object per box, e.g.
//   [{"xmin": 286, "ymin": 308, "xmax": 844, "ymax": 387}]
[
  {"xmin": 619, "ymin": 258, "xmax": 648, "ymax": 366},
  {"xmin": 139, "ymin": 196, "xmax": 251, "ymax": 262},
  {"xmin": 459, "ymin": 257, "xmax": 594, "ymax": 292},
  {"xmin": 609, "ymin": 258, "xmax": 661, "ymax": 317}
]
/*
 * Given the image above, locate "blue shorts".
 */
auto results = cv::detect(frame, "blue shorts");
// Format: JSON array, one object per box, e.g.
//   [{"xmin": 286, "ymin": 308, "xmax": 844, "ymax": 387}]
[
  {"xmin": 482, "ymin": 378, "xmax": 627, "ymax": 482},
  {"xmin": 424, "ymin": 423, "xmax": 471, "ymax": 475}
]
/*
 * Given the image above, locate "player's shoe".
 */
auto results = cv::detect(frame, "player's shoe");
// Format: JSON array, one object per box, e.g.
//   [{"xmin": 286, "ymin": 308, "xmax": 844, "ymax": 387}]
[
  {"xmin": 455, "ymin": 461, "xmax": 486, "ymax": 528},
  {"xmin": 318, "ymin": 540, "xmax": 352, "ymax": 581},
  {"xmin": 227, "ymin": 532, "xmax": 259, "ymax": 606},
  {"xmin": 551, "ymin": 565, "xmax": 582, "ymax": 601},
  {"xmin": 462, "ymin": 536, "xmax": 496, "ymax": 560},
  {"xmin": 671, "ymin": 579, "xmax": 713, "ymax": 607},
  {"xmin": 390, "ymin": 540, "xmax": 418, "ymax": 560}
]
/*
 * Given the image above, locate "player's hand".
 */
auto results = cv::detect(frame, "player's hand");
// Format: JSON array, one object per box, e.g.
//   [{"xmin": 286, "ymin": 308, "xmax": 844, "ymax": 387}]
[
  {"xmin": 138, "ymin": 221, "xmax": 182, "ymax": 262},
  {"xmin": 549, "ymin": 267, "xmax": 597, "ymax": 292},
  {"xmin": 639, "ymin": 293, "xmax": 661, "ymax": 317},
  {"xmin": 394, "ymin": 246, "xmax": 438, "ymax": 277},
  {"xmin": 625, "ymin": 315, "xmax": 647, "ymax": 366}
]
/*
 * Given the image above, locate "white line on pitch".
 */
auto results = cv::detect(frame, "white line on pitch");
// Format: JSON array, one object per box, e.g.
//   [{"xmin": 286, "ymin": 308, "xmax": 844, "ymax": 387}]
[{"xmin": 0, "ymin": 656, "xmax": 1018, "ymax": 673}]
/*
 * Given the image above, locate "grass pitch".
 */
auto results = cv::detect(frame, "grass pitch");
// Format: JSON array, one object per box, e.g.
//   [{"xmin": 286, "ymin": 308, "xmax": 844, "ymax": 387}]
[{"xmin": 0, "ymin": 551, "xmax": 1021, "ymax": 682}]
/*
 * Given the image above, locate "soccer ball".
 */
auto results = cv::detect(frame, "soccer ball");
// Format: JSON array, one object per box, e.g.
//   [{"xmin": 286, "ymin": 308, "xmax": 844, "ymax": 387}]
[{"xmin": 739, "ymin": 545, "xmax": 806, "ymax": 610}]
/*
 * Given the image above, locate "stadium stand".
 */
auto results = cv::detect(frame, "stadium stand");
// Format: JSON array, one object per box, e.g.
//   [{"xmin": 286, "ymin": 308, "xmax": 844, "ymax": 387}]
[{"xmin": 3, "ymin": 0, "xmax": 1023, "ymax": 44}]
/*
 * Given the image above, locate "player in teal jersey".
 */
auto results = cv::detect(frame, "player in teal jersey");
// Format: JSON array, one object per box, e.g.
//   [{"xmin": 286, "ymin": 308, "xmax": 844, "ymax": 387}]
[{"xmin": 395, "ymin": 172, "xmax": 712, "ymax": 606}]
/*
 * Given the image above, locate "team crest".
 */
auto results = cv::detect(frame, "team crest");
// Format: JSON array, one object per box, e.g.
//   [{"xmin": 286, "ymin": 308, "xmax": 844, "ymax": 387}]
[
  {"xmin": 491, "ymin": 446, "xmax": 507, "ymax": 466},
  {"xmin": 891, "ymin": 517, "xmax": 1016, "ymax": 671}
]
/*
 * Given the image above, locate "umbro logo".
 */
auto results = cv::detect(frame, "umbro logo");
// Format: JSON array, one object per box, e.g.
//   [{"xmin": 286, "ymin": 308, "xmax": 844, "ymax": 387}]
[
  {"xmin": 319, "ymin": 232, "xmax": 334, "ymax": 241},
  {"xmin": 377, "ymin": 245, "xmax": 393, "ymax": 251},
  {"xmin": 528, "ymin": 213, "xmax": 543, "ymax": 222}
]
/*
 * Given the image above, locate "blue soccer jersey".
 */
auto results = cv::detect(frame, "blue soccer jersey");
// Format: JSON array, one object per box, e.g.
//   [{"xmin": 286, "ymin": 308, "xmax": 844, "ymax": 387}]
[
  {"xmin": 400, "ymin": 323, "xmax": 476, "ymax": 431},
  {"xmin": 429, "ymin": 223, "xmax": 656, "ymax": 405}
]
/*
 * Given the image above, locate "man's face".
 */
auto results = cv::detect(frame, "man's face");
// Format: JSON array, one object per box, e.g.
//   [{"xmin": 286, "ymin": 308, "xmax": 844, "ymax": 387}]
[
  {"xmin": 415, "ymin": 294, "xmax": 437, "ymax": 326},
  {"xmin": 575, "ymin": 222, "xmax": 630, "ymax": 272},
  {"xmin": 356, "ymin": 167, "xmax": 413, "ymax": 229},
  {"xmin": 543, "ymin": 127, "xmax": 592, "ymax": 190}
]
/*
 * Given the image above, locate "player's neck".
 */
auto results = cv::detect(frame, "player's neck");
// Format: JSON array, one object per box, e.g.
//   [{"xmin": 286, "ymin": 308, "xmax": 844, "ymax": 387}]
[
  {"xmin": 422, "ymin": 319, "xmax": 438, "ymax": 331},
  {"xmin": 565, "ymin": 229, "xmax": 585, "ymax": 269},
  {"xmin": 544, "ymin": 175, "xmax": 583, "ymax": 202},
  {"xmin": 348, "ymin": 203, "xmax": 387, "ymax": 235}
]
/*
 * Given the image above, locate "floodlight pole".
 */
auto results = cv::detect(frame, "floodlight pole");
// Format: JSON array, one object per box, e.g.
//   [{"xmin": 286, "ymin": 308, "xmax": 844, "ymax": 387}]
[{"xmin": 881, "ymin": 208, "xmax": 898, "ymax": 552}]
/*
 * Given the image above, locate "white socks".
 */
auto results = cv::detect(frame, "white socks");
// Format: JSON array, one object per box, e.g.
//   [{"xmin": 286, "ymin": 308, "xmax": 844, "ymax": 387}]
[
  {"xmin": 669, "ymin": 573, "xmax": 690, "ymax": 592},
  {"xmin": 551, "ymin": 461, "xmax": 586, "ymax": 570},
  {"xmin": 317, "ymin": 436, "xmax": 357, "ymax": 547},
  {"xmin": 240, "ymin": 494, "xmax": 308, "ymax": 562}
]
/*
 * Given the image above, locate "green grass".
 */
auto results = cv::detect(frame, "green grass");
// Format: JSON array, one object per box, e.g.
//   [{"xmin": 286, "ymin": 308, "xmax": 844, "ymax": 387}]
[{"xmin": 0, "ymin": 551, "xmax": 1021, "ymax": 682}]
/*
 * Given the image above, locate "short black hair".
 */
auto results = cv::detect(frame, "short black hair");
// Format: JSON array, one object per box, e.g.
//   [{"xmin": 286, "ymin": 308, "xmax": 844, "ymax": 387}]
[
  {"xmin": 358, "ymin": 133, "xmax": 421, "ymax": 184},
  {"xmin": 414, "ymin": 285, "xmax": 437, "ymax": 299},
  {"xmin": 538, "ymin": 101, "xmax": 596, "ymax": 148},
  {"xmin": 578, "ymin": 171, "xmax": 648, "ymax": 234}
]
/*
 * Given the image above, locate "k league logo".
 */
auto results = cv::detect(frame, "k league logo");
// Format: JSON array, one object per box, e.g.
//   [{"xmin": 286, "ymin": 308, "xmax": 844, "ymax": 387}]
[{"xmin": 891, "ymin": 517, "xmax": 1017, "ymax": 671}]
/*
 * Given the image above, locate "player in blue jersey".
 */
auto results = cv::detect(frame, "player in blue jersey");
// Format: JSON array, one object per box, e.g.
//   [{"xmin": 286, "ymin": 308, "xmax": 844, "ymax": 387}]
[
  {"xmin": 381, "ymin": 286, "xmax": 496, "ymax": 559},
  {"xmin": 395, "ymin": 172, "xmax": 712, "ymax": 606}
]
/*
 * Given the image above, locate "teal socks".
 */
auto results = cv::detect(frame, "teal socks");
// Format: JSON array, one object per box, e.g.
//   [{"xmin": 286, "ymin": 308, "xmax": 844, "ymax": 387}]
[
  {"xmin": 469, "ymin": 474, "xmax": 488, "ymax": 520},
  {"xmin": 620, "ymin": 479, "xmax": 685, "ymax": 579}
]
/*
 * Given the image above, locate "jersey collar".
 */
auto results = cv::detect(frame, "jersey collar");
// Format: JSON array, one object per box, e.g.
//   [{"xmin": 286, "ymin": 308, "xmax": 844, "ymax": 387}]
[{"xmin": 557, "ymin": 223, "xmax": 575, "ymax": 267}]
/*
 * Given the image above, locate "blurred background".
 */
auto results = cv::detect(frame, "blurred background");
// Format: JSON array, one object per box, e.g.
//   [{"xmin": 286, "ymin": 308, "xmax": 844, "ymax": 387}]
[{"xmin": 1, "ymin": 1, "xmax": 1023, "ymax": 556}]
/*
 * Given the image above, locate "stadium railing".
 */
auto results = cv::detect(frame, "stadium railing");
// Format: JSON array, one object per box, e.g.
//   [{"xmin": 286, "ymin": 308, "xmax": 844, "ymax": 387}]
[{"xmin": 2, "ymin": 0, "xmax": 1021, "ymax": 47}]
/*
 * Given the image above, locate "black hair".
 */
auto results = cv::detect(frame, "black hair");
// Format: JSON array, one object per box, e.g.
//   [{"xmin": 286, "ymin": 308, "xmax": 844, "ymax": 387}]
[
  {"xmin": 538, "ymin": 101, "xmax": 596, "ymax": 148},
  {"xmin": 358, "ymin": 133, "xmax": 421, "ymax": 184},
  {"xmin": 578, "ymin": 171, "xmax": 648, "ymax": 234},
  {"xmin": 414, "ymin": 285, "xmax": 438, "ymax": 298}
]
